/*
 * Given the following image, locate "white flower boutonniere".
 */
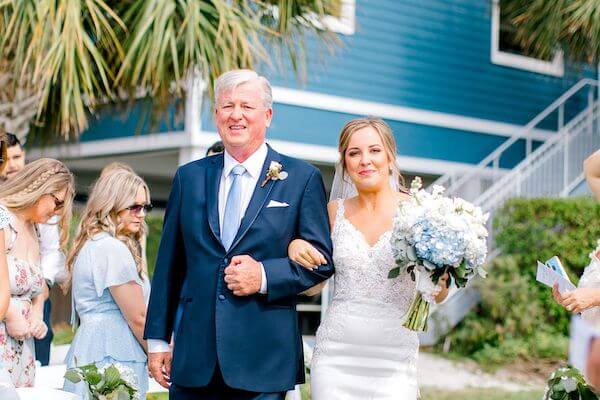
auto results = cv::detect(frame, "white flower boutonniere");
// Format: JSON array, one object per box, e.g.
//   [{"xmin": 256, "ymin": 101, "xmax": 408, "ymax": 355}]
[{"xmin": 261, "ymin": 161, "xmax": 288, "ymax": 187}]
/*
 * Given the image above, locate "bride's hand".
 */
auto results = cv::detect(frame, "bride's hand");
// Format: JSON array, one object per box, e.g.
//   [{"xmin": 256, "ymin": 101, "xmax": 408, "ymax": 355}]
[
  {"xmin": 288, "ymin": 239, "xmax": 327, "ymax": 270},
  {"xmin": 435, "ymin": 273, "xmax": 450, "ymax": 303}
]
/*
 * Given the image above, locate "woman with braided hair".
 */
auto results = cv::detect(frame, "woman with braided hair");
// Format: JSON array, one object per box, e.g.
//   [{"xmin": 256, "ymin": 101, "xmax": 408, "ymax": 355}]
[
  {"xmin": 0, "ymin": 157, "xmax": 74, "ymax": 387},
  {"xmin": 63, "ymin": 168, "xmax": 151, "ymax": 399},
  {"xmin": 0, "ymin": 133, "xmax": 17, "ymax": 399}
]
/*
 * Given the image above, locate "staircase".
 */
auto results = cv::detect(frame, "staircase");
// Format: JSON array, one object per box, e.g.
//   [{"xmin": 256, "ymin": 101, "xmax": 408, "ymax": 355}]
[{"xmin": 420, "ymin": 79, "xmax": 600, "ymax": 345}]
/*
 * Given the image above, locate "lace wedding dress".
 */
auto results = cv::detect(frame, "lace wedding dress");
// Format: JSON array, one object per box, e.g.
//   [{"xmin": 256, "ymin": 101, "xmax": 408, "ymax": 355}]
[
  {"xmin": 310, "ymin": 199, "xmax": 419, "ymax": 400},
  {"xmin": 579, "ymin": 240, "xmax": 600, "ymax": 328}
]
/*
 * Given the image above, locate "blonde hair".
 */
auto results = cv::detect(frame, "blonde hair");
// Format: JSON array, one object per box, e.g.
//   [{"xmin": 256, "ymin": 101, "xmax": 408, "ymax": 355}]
[
  {"xmin": 100, "ymin": 162, "xmax": 135, "ymax": 176},
  {"xmin": 66, "ymin": 169, "xmax": 150, "ymax": 288},
  {"xmin": 338, "ymin": 117, "xmax": 406, "ymax": 190},
  {"xmin": 0, "ymin": 158, "xmax": 74, "ymax": 248}
]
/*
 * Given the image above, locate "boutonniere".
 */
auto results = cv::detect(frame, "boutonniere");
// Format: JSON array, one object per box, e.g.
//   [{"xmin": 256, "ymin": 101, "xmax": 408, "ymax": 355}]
[{"xmin": 261, "ymin": 161, "xmax": 288, "ymax": 187}]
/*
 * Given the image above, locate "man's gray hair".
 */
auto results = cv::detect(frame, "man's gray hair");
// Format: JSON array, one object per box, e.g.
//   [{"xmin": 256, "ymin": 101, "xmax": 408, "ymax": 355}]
[{"xmin": 214, "ymin": 69, "xmax": 273, "ymax": 109}]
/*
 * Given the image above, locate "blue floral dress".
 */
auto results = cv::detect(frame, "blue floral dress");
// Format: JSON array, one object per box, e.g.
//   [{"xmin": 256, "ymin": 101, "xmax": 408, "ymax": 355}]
[{"xmin": 63, "ymin": 232, "xmax": 150, "ymax": 399}]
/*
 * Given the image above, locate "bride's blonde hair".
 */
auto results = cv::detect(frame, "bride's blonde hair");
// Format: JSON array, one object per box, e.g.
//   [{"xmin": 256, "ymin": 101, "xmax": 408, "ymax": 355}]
[
  {"xmin": 0, "ymin": 158, "xmax": 74, "ymax": 249},
  {"xmin": 66, "ymin": 169, "xmax": 150, "ymax": 288},
  {"xmin": 338, "ymin": 117, "xmax": 407, "ymax": 190}
]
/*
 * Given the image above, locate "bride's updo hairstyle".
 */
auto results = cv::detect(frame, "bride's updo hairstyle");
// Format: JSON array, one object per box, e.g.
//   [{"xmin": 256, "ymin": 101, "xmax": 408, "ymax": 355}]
[{"xmin": 338, "ymin": 117, "xmax": 407, "ymax": 190}]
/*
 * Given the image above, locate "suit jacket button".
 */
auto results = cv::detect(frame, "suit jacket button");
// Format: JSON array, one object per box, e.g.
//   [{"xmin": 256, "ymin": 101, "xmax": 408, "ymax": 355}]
[
  {"xmin": 223, "ymin": 258, "xmax": 229, "ymax": 265},
  {"xmin": 218, "ymin": 294, "xmax": 226, "ymax": 301}
]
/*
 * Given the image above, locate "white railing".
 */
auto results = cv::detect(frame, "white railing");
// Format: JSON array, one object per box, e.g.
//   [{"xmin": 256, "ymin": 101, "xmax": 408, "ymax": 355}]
[
  {"xmin": 433, "ymin": 79, "xmax": 599, "ymax": 202},
  {"xmin": 422, "ymin": 81, "xmax": 599, "ymax": 345},
  {"xmin": 478, "ymin": 101, "xmax": 600, "ymax": 246}
]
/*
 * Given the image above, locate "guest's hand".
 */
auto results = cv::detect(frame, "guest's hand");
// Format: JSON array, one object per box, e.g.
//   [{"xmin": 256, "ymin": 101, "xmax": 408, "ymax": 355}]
[
  {"xmin": 29, "ymin": 317, "xmax": 48, "ymax": 340},
  {"xmin": 553, "ymin": 284, "xmax": 600, "ymax": 313},
  {"xmin": 288, "ymin": 239, "xmax": 326, "ymax": 270},
  {"xmin": 148, "ymin": 351, "xmax": 172, "ymax": 389},
  {"xmin": 5, "ymin": 310, "xmax": 31, "ymax": 341},
  {"xmin": 224, "ymin": 255, "xmax": 262, "ymax": 296}
]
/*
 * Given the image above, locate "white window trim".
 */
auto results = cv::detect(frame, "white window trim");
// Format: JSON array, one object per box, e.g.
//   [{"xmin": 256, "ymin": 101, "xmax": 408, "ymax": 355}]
[
  {"xmin": 490, "ymin": 0, "xmax": 564, "ymax": 77},
  {"xmin": 321, "ymin": 0, "xmax": 356, "ymax": 35}
]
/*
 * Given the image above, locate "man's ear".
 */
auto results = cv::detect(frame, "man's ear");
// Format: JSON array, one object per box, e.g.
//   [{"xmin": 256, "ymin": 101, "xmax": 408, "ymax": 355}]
[{"xmin": 265, "ymin": 107, "xmax": 273, "ymax": 128}]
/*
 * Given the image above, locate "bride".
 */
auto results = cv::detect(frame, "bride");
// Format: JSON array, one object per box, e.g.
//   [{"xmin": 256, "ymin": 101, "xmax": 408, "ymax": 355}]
[{"xmin": 288, "ymin": 118, "xmax": 448, "ymax": 399}]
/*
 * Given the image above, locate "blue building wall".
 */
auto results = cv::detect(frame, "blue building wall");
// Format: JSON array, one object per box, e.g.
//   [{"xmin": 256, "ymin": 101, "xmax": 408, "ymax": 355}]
[
  {"xmin": 78, "ymin": 0, "xmax": 596, "ymax": 169},
  {"xmin": 265, "ymin": 0, "xmax": 594, "ymax": 125}
]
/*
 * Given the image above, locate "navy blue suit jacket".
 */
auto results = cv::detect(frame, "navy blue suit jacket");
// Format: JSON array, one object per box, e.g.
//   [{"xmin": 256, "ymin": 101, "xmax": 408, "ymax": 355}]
[{"xmin": 143, "ymin": 146, "xmax": 334, "ymax": 392}]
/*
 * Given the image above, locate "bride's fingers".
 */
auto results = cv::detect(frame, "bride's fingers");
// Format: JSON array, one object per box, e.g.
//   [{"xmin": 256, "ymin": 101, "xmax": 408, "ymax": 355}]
[
  {"xmin": 306, "ymin": 248, "xmax": 325, "ymax": 265},
  {"xmin": 297, "ymin": 254, "xmax": 317, "ymax": 269}
]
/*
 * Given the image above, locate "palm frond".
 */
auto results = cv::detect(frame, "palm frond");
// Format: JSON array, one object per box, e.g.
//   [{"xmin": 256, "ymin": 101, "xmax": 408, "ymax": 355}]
[{"xmin": 502, "ymin": 0, "xmax": 600, "ymax": 64}]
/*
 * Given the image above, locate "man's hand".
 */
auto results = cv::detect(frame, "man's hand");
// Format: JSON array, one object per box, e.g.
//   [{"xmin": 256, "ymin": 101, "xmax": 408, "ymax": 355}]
[
  {"xmin": 224, "ymin": 255, "xmax": 262, "ymax": 296},
  {"xmin": 148, "ymin": 351, "xmax": 172, "ymax": 389}
]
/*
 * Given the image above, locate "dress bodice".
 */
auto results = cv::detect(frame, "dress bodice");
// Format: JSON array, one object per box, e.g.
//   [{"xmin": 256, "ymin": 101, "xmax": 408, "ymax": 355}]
[
  {"xmin": 0, "ymin": 206, "xmax": 44, "ymax": 302},
  {"xmin": 578, "ymin": 240, "xmax": 600, "ymax": 328},
  {"xmin": 330, "ymin": 199, "xmax": 416, "ymax": 316}
]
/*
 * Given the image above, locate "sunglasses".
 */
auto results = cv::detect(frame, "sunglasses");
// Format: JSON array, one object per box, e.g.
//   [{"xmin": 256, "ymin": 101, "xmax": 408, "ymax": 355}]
[
  {"xmin": 124, "ymin": 203, "xmax": 153, "ymax": 215},
  {"xmin": 50, "ymin": 193, "xmax": 65, "ymax": 211}
]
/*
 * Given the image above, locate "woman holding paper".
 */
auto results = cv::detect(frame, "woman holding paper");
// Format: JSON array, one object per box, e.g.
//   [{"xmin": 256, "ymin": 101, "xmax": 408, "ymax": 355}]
[{"xmin": 552, "ymin": 150, "xmax": 600, "ymax": 324}]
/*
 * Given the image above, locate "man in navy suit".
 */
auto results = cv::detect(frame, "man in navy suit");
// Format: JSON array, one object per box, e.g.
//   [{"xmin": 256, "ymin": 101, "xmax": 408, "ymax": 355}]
[{"xmin": 144, "ymin": 69, "xmax": 334, "ymax": 399}]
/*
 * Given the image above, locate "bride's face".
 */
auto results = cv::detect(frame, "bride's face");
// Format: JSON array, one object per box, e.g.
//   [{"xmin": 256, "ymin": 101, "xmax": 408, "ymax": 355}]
[{"xmin": 344, "ymin": 126, "xmax": 392, "ymax": 192}]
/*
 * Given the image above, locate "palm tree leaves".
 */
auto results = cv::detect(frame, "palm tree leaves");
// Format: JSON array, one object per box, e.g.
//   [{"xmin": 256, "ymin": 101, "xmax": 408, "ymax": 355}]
[
  {"xmin": 501, "ymin": 0, "xmax": 600, "ymax": 64},
  {"xmin": 0, "ymin": 0, "xmax": 340, "ymax": 140}
]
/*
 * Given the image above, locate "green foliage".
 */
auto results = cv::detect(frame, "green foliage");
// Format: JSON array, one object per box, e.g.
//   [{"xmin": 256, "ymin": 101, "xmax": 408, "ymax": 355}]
[
  {"xmin": 442, "ymin": 197, "xmax": 600, "ymax": 366},
  {"xmin": 544, "ymin": 365, "xmax": 599, "ymax": 400},
  {"xmin": 145, "ymin": 215, "xmax": 163, "ymax": 279}
]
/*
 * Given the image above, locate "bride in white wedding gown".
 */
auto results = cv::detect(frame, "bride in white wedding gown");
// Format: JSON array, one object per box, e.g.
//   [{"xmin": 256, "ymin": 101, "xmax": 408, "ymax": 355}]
[{"xmin": 288, "ymin": 118, "xmax": 448, "ymax": 400}]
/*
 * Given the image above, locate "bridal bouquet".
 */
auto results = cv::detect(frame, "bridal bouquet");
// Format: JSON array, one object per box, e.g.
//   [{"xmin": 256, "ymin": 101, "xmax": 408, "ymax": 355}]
[
  {"xmin": 388, "ymin": 177, "xmax": 488, "ymax": 331},
  {"xmin": 64, "ymin": 362, "xmax": 140, "ymax": 400},
  {"xmin": 543, "ymin": 365, "xmax": 598, "ymax": 399}
]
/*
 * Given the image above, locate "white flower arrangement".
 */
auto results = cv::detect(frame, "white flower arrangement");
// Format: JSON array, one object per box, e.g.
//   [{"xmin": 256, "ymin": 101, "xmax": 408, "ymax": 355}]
[
  {"xmin": 261, "ymin": 161, "xmax": 288, "ymax": 187},
  {"xmin": 64, "ymin": 362, "xmax": 140, "ymax": 400},
  {"xmin": 389, "ymin": 177, "xmax": 489, "ymax": 331}
]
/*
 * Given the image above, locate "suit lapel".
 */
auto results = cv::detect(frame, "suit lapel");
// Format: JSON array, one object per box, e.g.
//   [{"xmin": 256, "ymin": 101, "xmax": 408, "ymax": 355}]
[
  {"xmin": 206, "ymin": 154, "xmax": 224, "ymax": 245},
  {"xmin": 227, "ymin": 146, "xmax": 281, "ymax": 253}
]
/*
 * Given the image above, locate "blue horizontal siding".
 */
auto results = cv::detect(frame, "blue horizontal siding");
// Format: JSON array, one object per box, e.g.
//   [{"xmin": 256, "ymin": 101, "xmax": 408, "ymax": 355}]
[
  {"xmin": 80, "ymin": 99, "xmax": 184, "ymax": 142},
  {"xmin": 202, "ymin": 102, "xmax": 531, "ymax": 168},
  {"xmin": 265, "ymin": 0, "xmax": 596, "ymax": 126}
]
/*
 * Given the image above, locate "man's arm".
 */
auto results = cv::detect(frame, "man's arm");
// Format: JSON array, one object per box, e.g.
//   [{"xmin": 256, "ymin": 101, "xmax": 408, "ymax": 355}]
[
  {"xmin": 144, "ymin": 170, "xmax": 186, "ymax": 342},
  {"xmin": 584, "ymin": 149, "xmax": 600, "ymax": 201},
  {"xmin": 262, "ymin": 169, "xmax": 334, "ymax": 302}
]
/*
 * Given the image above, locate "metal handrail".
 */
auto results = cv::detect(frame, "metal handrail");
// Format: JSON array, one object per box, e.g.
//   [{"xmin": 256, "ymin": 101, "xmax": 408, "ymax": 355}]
[
  {"xmin": 477, "ymin": 102, "xmax": 598, "ymax": 209},
  {"xmin": 434, "ymin": 79, "xmax": 599, "ymax": 193}
]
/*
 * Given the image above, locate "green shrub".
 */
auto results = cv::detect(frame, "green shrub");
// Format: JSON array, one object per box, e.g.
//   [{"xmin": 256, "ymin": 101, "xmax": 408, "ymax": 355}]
[
  {"xmin": 441, "ymin": 197, "xmax": 600, "ymax": 366},
  {"xmin": 146, "ymin": 216, "xmax": 163, "ymax": 278}
]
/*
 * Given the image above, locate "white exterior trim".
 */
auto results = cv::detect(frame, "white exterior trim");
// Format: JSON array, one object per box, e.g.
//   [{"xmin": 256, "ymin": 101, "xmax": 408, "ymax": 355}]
[
  {"xmin": 490, "ymin": 0, "xmax": 564, "ymax": 77},
  {"xmin": 272, "ymin": 86, "xmax": 555, "ymax": 140},
  {"xmin": 29, "ymin": 131, "xmax": 506, "ymax": 177},
  {"xmin": 28, "ymin": 131, "xmax": 189, "ymax": 160},
  {"xmin": 322, "ymin": 0, "xmax": 356, "ymax": 35}
]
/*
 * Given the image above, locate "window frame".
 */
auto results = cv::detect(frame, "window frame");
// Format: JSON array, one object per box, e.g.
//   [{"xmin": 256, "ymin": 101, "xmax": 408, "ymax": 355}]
[{"xmin": 490, "ymin": 0, "xmax": 564, "ymax": 77}]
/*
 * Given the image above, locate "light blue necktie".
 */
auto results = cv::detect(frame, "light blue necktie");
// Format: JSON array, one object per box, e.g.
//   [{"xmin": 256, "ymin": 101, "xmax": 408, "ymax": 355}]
[{"xmin": 221, "ymin": 164, "xmax": 246, "ymax": 250}]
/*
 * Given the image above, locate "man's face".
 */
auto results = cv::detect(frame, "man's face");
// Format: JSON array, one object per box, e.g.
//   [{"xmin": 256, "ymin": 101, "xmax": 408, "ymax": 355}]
[
  {"xmin": 215, "ymin": 81, "xmax": 272, "ymax": 156},
  {"xmin": 3, "ymin": 145, "xmax": 25, "ymax": 178}
]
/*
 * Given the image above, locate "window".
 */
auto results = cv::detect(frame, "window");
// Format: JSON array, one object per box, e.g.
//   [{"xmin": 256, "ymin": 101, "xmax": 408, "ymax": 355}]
[{"xmin": 490, "ymin": 0, "xmax": 564, "ymax": 77}]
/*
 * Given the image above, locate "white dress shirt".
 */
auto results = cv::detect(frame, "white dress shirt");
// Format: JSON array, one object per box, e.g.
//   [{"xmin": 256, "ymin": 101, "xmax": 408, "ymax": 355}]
[
  {"xmin": 148, "ymin": 143, "xmax": 269, "ymax": 353},
  {"xmin": 38, "ymin": 216, "xmax": 66, "ymax": 286}
]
